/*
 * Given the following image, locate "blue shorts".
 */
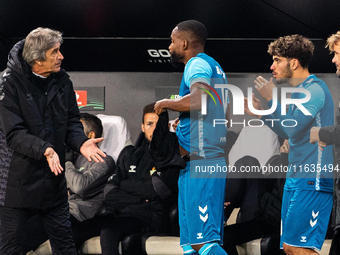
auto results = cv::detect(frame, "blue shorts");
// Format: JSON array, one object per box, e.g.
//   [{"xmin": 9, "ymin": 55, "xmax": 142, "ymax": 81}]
[
  {"xmin": 178, "ymin": 157, "xmax": 227, "ymax": 246},
  {"xmin": 280, "ymin": 189, "xmax": 332, "ymax": 251}
]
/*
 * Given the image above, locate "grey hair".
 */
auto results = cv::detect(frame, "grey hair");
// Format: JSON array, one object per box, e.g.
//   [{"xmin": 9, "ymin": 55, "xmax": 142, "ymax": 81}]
[{"xmin": 22, "ymin": 27, "xmax": 63, "ymax": 66}]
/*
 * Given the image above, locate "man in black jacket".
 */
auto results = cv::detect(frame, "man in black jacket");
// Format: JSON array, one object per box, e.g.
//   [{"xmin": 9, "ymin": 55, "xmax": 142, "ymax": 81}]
[
  {"xmin": 310, "ymin": 31, "xmax": 340, "ymax": 255},
  {"xmin": 99, "ymin": 103, "xmax": 184, "ymax": 255},
  {"xmin": 0, "ymin": 27, "xmax": 106, "ymax": 255},
  {"xmin": 25, "ymin": 113, "xmax": 115, "ymax": 252}
]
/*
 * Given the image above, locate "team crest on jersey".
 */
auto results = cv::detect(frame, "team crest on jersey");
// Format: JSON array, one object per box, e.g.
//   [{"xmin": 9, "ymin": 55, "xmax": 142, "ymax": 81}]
[{"xmin": 150, "ymin": 167, "xmax": 156, "ymax": 175}]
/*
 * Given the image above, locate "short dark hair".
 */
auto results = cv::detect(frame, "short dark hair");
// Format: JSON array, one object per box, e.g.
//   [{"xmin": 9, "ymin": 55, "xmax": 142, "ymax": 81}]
[
  {"xmin": 80, "ymin": 113, "xmax": 103, "ymax": 138},
  {"xmin": 142, "ymin": 103, "xmax": 156, "ymax": 123},
  {"xmin": 267, "ymin": 34, "xmax": 314, "ymax": 68},
  {"xmin": 176, "ymin": 20, "xmax": 207, "ymax": 46}
]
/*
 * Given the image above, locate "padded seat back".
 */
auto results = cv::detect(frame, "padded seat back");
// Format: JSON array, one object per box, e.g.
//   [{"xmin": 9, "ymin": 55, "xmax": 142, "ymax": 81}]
[
  {"xmin": 96, "ymin": 114, "xmax": 132, "ymax": 161},
  {"xmin": 229, "ymin": 125, "xmax": 280, "ymax": 168}
]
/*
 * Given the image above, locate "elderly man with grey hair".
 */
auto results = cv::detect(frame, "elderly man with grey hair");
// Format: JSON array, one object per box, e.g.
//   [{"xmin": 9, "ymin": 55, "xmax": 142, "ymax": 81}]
[{"xmin": 0, "ymin": 27, "xmax": 106, "ymax": 254}]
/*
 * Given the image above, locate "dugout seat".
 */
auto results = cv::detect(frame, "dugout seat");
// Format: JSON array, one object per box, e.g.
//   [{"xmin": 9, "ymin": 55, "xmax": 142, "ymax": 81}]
[
  {"xmin": 27, "ymin": 188, "xmax": 333, "ymax": 255},
  {"xmin": 141, "ymin": 206, "xmax": 332, "ymax": 255},
  {"xmin": 228, "ymin": 125, "xmax": 280, "ymax": 168},
  {"xmin": 96, "ymin": 114, "xmax": 132, "ymax": 162}
]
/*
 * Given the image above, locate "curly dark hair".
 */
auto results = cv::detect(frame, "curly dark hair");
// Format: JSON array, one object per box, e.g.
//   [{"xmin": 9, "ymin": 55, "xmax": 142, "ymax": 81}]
[{"xmin": 267, "ymin": 34, "xmax": 314, "ymax": 68}]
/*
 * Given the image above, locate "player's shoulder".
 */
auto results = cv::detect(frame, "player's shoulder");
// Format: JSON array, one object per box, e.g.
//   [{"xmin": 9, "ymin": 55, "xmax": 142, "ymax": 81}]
[
  {"xmin": 187, "ymin": 55, "xmax": 210, "ymax": 68},
  {"xmin": 304, "ymin": 84, "xmax": 326, "ymax": 106},
  {"xmin": 103, "ymin": 153, "xmax": 115, "ymax": 165},
  {"xmin": 117, "ymin": 145, "xmax": 136, "ymax": 162},
  {"xmin": 303, "ymin": 76, "xmax": 326, "ymax": 94},
  {"xmin": 304, "ymin": 75, "xmax": 327, "ymax": 89},
  {"xmin": 186, "ymin": 56, "xmax": 212, "ymax": 76}
]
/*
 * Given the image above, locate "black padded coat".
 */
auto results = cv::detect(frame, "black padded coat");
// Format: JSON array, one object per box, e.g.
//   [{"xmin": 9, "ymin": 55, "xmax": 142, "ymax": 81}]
[
  {"xmin": 319, "ymin": 114, "xmax": 340, "ymax": 230},
  {"xmin": 102, "ymin": 111, "xmax": 185, "ymax": 231},
  {"xmin": 0, "ymin": 40, "xmax": 88, "ymax": 209}
]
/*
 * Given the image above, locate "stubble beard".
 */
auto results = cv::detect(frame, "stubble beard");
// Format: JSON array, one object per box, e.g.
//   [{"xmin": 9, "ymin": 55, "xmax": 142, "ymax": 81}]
[
  {"xmin": 336, "ymin": 66, "xmax": 340, "ymax": 76},
  {"xmin": 170, "ymin": 51, "xmax": 181, "ymax": 68},
  {"xmin": 276, "ymin": 63, "xmax": 293, "ymax": 85}
]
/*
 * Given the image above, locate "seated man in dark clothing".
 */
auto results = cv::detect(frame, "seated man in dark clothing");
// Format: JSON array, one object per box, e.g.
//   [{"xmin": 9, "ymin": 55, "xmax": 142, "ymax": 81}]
[
  {"xmin": 223, "ymin": 140, "xmax": 289, "ymax": 255},
  {"xmin": 99, "ymin": 103, "xmax": 184, "ymax": 255},
  {"xmin": 25, "ymin": 113, "xmax": 115, "ymax": 252},
  {"xmin": 224, "ymin": 156, "xmax": 278, "ymax": 223},
  {"xmin": 66, "ymin": 113, "xmax": 115, "ymax": 248}
]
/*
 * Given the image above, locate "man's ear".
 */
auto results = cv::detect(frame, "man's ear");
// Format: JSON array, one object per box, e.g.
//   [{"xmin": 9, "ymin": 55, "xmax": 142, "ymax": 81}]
[
  {"xmin": 35, "ymin": 60, "xmax": 43, "ymax": 66},
  {"xmin": 182, "ymin": 40, "xmax": 188, "ymax": 50},
  {"xmin": 88, "ymin": 131, "xmax": 96, "ymax": 139},
  {"xmin": 141, "ymin": 123, "xmax": 145, "ymax": 133},
  {"xmin": 290, "ymin": 59, "xmax": 299, "ymax": 70}
]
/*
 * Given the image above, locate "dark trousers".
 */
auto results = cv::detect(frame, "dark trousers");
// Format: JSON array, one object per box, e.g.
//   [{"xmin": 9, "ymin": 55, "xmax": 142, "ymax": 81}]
[
  {"xmin": 100, "ymin": 217, "xmax": 145, "ymax": 255},
  {"xmin": 25, "ymin": 214, "xmax": 105, "ymax": 253},
  {"xmin": 223, "ymin": 156, "xmax": 280, "ymax": 255},
  {"xmin": 223, "ymin": 219, "xmax": 279, "ymax": 255},
  {"xmin": 0, "ymin": 201, "xmax": 77, "ymax": 255},
  {"xmin": 70, "ymin": 215, "xmax": 105, "ymax": 250},
  {"xmin": 25, "ymin": 214, "xmax": 48, "ymax": 251},
  {"xmin": 329, "ymin": 230, "xmax": 340, "ymax": 255},
  {"xmin": 225, "ymin": 156, "xmax": 275, "ymax": 222}
]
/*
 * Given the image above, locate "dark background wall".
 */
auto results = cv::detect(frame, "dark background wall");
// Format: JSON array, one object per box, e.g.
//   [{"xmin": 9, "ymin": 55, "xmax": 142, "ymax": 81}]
[
  {"xmin": 1, "ymin": 0, "xmax": 340, "ymax": 73},
  {"xmin": 1, "ymin": 1, "xmax": 340, "ymax": 142}
]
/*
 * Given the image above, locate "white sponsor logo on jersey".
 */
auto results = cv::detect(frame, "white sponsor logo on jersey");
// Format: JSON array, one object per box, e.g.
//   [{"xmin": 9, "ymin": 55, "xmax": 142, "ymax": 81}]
[
  {"xmin": 129, "ymin": 165, "xmax": 136, "ymax": 172},
  {"xmin": 197, "ymin": 233, "xmax": 203, "ymax": 239}
]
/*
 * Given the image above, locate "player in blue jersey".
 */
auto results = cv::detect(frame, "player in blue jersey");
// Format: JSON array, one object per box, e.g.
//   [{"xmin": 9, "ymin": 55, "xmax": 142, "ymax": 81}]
[
  {"xmin": 155, "ymin": 20, "xmax": 229, "ymax": 255},
  {"xmin": 244, "ymin": 35, "xmax": 334, "ymax": 255}
]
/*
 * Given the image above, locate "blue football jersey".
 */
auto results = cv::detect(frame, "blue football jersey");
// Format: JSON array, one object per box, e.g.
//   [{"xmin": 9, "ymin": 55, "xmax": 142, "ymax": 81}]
[
  {"xmin": 262, "ymin": 75, "xmax": 334, "ymax": 192},
  {"xmin": 176, "ymin": 53, "xmax": 228, "ymax": 158}
]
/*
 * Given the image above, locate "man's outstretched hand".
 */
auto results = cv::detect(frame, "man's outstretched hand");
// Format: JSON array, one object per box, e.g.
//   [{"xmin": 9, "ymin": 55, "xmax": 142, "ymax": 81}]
[
  {"xmin": 45, "ymin": 147, "xmax": 63, "ymax": 176},
  {"xmin": 80, "ymin": 138, "xmax": 106, "ymax": 163}
]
